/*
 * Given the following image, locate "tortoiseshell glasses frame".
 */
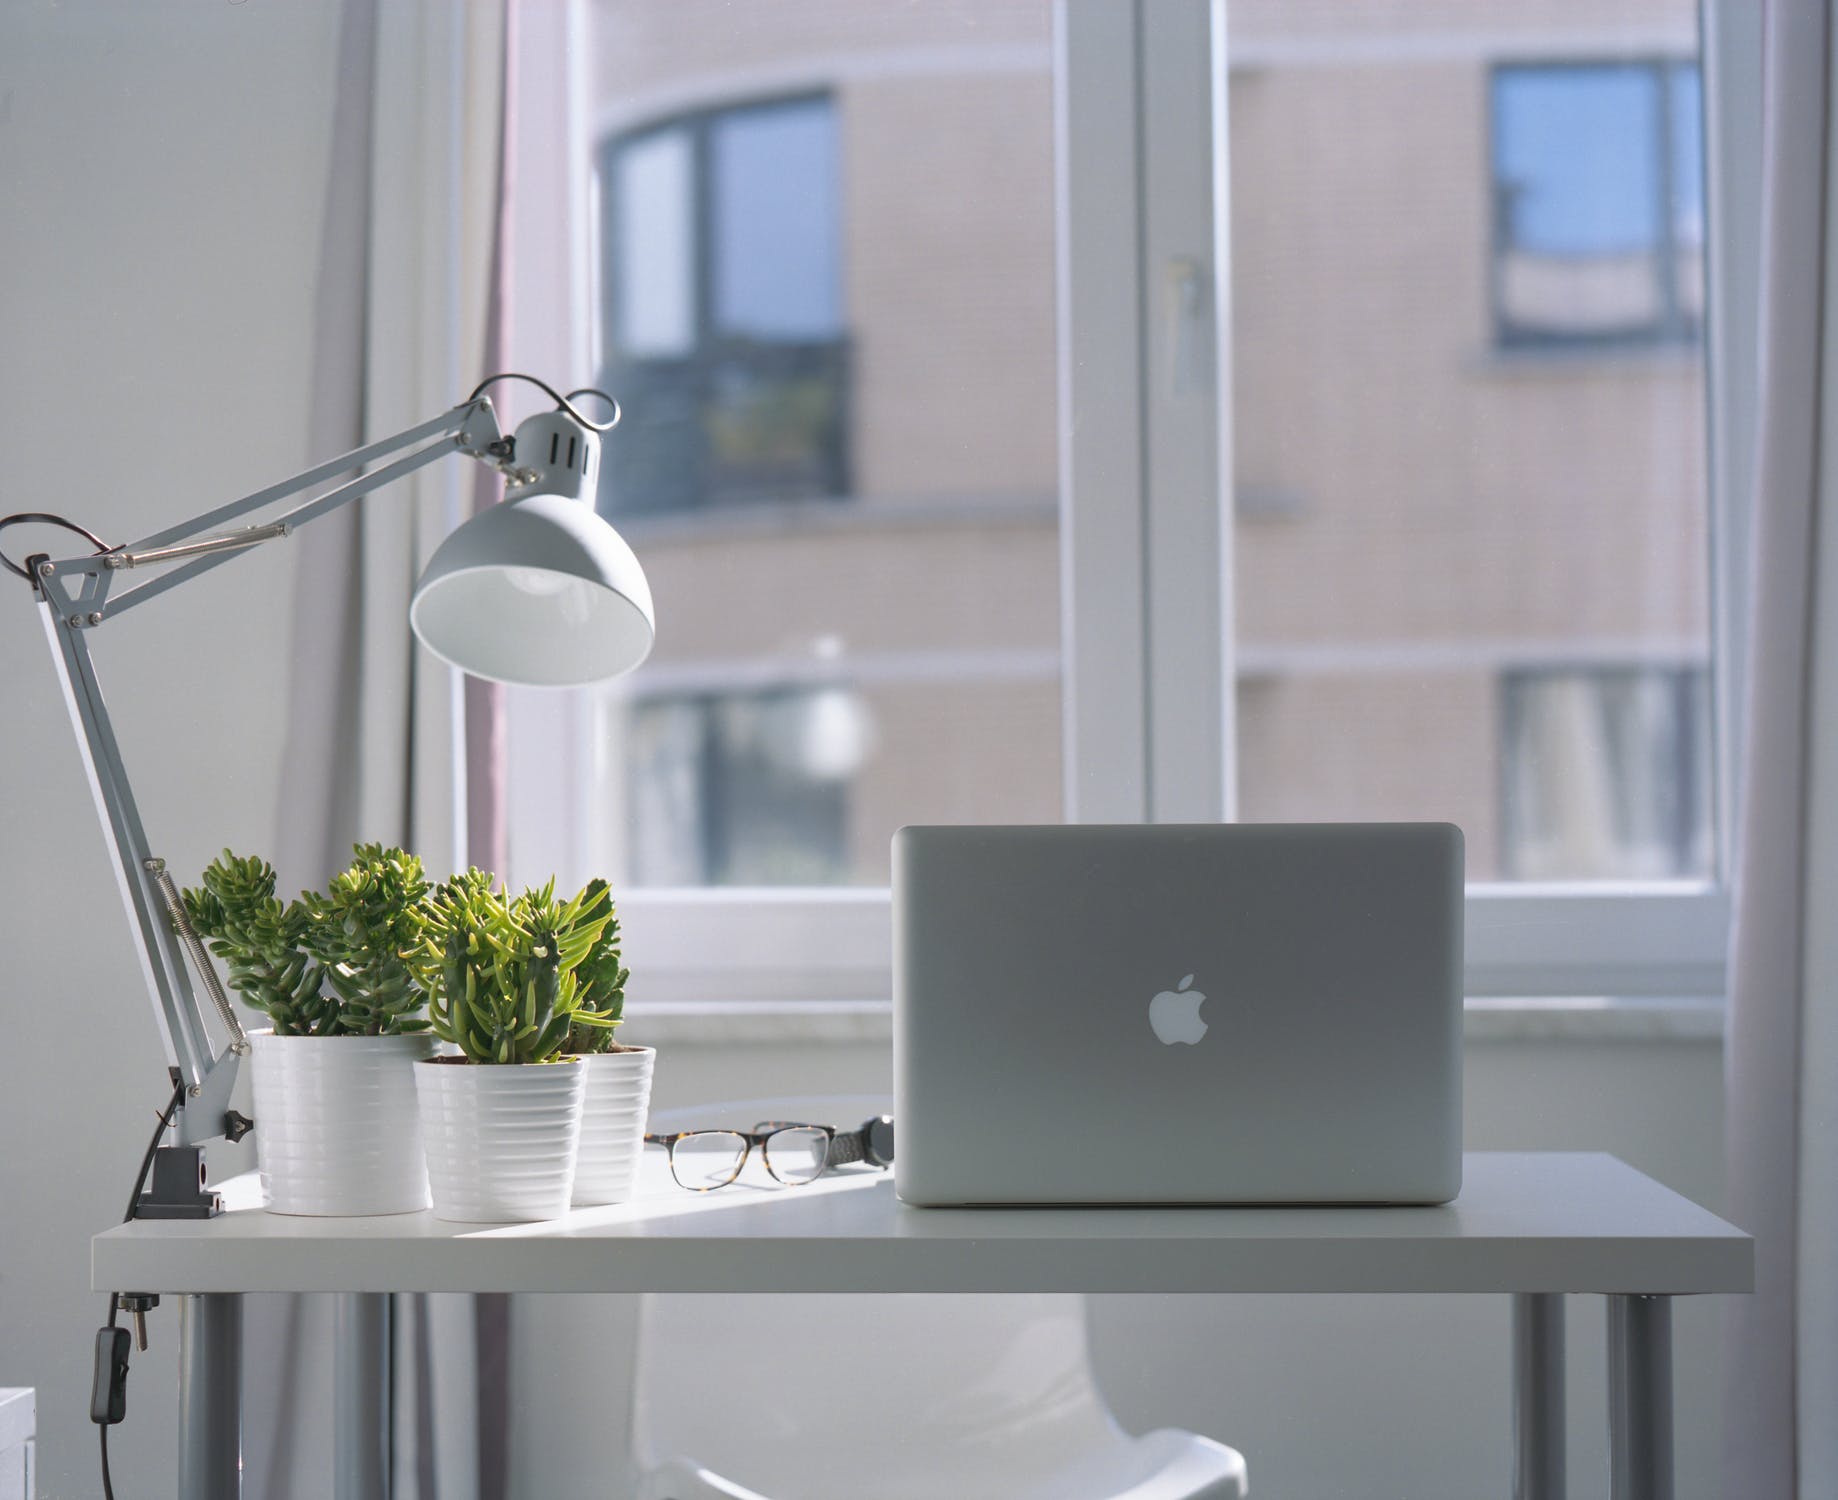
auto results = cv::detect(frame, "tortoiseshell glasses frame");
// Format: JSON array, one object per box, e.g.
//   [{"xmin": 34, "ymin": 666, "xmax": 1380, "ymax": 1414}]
[{"xmin": 644, "ymin": 1123, "xmax": 835, "ymax": 1192}]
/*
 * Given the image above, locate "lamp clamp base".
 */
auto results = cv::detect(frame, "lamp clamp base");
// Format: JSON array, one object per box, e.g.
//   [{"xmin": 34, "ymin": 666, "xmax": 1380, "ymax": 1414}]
[{"xmin": 135, "ymin": 1144, "xmax": 221, "ymax": 1219}]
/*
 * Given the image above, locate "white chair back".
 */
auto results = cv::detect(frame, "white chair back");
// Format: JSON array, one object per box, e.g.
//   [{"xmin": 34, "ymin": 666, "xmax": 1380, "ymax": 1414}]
[
  {"xmin": 634, "ymin": 1291, "xmax": 1127, "ymax": 1496},
  {"xmin": 632, "ymin": 1099, "xmax": 1126, "ymax": 1498}
]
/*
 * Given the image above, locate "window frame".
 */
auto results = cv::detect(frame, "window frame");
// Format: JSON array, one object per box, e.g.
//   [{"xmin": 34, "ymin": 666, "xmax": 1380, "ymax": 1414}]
[
  {"xmin": 511, "ymin": 0, "xmax": 1755, "ymax": 1010},
  {"xmin": 1487, "ymin": 56, "xmax": 1705, "ymax": 352}
]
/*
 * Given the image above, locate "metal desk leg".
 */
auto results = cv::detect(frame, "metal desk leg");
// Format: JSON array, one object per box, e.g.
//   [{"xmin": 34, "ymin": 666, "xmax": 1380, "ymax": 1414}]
[
  {"xmin": 178, "ymin": 1293, "xmax": 241, "ymax": 1500},
  {"xmin": 1608, "ymin": 1294, "xmax": 1673, "ymax": 1500},
  {"xmin": 1513, "ymin": 1292, "xmax": 1565, "ymax": 1500},
  {"xmin": 334, "ymin": 1292, "xmax": 392, "ymax": 1500}
]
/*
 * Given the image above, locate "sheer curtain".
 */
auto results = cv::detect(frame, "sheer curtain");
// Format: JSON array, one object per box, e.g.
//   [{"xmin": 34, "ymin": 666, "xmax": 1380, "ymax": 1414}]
[
  {"xmin": 248, "ymin": 0, "xmax": 515, "ymax": 1494},
  {"xmin": 1723, "ymin": 2, "xmax": 1838, "ymax": 1495}
]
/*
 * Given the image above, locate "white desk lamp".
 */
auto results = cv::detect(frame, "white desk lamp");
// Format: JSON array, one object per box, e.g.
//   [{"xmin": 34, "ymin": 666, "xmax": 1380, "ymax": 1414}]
[{"xmin": 1, "ymin": 373, "xmax": 654, "ymax": 1217}]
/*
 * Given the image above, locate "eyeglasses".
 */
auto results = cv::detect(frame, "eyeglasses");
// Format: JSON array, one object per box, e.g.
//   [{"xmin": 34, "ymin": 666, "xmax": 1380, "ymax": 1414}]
[
  {"xmin": 645, "ymin": 1116, "xmax": 894, "ymax": 1192},
  {"xmin": 646, "ymin": 1123, "xmax": 835, "ymax": 1192}
]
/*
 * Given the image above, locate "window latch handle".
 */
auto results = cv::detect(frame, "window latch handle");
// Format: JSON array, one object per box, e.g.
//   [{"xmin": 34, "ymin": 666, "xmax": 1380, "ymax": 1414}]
[{"xmin": 1164, "ymin": 256, "xmax": 1212, "ymax": 397}]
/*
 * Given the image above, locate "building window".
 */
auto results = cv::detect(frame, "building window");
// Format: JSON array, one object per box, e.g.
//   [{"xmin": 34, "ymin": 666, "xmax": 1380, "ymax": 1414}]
[
  {"xmin": 627, "ymin": 687, "xmax": 875, "ymax": 886},
  {"xmin": 1490, "ymin": 61, "xmax": 1703, "ymax": 347},
  {"xmin": 599, "ymin": 95, "xmax": 849, "ymax": 516},
  {"xmin": 1501, "ymin": 667, "xmax": 1712, "ymax": 881}
]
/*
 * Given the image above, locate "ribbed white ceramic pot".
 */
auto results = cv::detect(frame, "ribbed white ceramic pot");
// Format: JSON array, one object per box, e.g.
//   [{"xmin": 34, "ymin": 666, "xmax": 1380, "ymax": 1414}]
[
  {"xmin": 249, "ymin": 1029, "xmax": 438, "ymax": 1216},
  {"xmin": 571, "ymin": 1046, "xmax": 656, "ymax": 1206},
  {"xmin": 414, "ymin": 1057, "xmax": 586, "ymax": 1222}
]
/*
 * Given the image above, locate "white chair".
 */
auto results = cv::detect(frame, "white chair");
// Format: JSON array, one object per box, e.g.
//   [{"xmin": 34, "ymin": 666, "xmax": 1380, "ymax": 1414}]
[{"xmin": 631, "ymin": 1099, "xmax": 1247, "ymax": 1500}]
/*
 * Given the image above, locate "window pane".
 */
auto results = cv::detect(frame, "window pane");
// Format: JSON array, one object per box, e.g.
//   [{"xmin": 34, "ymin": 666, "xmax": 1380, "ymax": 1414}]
[
  {"xmin": 1496, "ymin": 66, "xmax": 1660, "ymax": 256},
  {"xmin": 625, "ymin": 697, "xmax": 707, "ymax": 886},
  {"xmin": 577, "ymin": 0, "xmax": 1060, "ymax": 888},
  {"xmin": 1503, "ymin": 668, "xmax": 1712, "ymax": 879},
  {"xmin": 1226, "ymin": 1, "xmax": 1711, "ymax": 883},
  {"xmin": 712, "ymin": 100, "xmax": 842, "ymax": 341},
  {"xmin": 612, "ymin": 128, "xmax": 695, "ymax": 358},
  {"xmin": 628, "ymin": 690, "xmax": 854, "ymax": 885}
]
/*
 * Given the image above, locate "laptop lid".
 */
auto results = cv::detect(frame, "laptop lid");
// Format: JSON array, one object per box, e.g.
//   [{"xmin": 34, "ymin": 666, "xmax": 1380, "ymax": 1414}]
[{"xmin": 894, "ymin": 823, "xmax": 1463, "ymax": 1206}]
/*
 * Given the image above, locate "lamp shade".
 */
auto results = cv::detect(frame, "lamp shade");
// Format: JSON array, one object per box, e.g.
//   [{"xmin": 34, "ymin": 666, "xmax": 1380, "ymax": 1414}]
[{"xmin": 410, "ymin": 492, "xmax": 655, "ymax": 686}]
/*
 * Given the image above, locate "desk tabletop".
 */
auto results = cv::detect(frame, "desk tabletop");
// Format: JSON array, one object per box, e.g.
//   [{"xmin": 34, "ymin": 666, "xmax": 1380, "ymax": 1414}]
[{"xmin": 93, "ymin": 1152, "xmax": 1752, "ymax": 1297}]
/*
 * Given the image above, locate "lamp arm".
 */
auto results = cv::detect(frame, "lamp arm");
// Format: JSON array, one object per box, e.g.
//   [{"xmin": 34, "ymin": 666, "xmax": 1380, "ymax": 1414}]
[
  {"xmin": 24, "ymin": 397, "xmax": 506, "ymax": 1148},
  {"xmin": 88, "ymin": 399, "xmax": 505, "ymax": 621}
]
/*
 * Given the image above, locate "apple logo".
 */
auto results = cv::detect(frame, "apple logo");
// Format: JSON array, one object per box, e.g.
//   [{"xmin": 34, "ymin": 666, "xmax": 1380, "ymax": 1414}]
[{"xmin": 1148, "ymin": 973, "xmax": 1208, "ymax": 1046}]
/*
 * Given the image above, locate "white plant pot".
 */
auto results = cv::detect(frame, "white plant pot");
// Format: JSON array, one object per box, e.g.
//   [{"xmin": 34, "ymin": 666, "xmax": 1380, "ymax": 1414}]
[
  {"xmin": 249, "ymin": 1029, "xmax": 439, "ymax": 1216},
  {"xmin": 414, "ymin": 1057, "xmax": 586, "ymax": 1222},
  {"xmin": 571, "ymin": 1047, "xmax": 656, "ymax": 1206}
]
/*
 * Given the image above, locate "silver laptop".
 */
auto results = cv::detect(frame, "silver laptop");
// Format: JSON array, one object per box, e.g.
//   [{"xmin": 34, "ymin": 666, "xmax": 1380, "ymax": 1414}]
[{"xmin": 894, "ymin": 823, "xmax": 1463, "ymax": 1206}]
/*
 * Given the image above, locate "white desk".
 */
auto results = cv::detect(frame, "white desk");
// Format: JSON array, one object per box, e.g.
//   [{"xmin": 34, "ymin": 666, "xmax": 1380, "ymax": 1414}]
[{"xmin": 94, "ymin": 1152, "xmax": 1751, "ymax": 1500}]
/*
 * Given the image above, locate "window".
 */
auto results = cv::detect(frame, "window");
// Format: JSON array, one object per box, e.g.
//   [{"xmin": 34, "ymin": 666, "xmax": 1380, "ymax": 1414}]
[
  {"xmin": 628, "ymin": 688, "xmax": 860, "ymax": 886},
  {"xmin": 1501, "ymin": 666, "xmax": 1712, "ymax": 881},
  {"xmin": 511, "ymin": 0, "xmax": 1750, "ymax": 1007},
  {"xmin": 599, "ymin": 95, "xmax": 849, "ymax": 515},
  {"xmin": 1491, "ymin": 61, "xmax": 1704, "ymax": 346}
]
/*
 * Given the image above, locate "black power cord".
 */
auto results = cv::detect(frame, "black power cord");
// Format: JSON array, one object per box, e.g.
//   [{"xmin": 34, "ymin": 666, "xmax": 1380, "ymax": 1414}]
[
  {"xmin": 95, "ymin": 1073, "xmax": 186, "ymax": 1500},
  {"xmin": 466, "ymin": 371, "xmax": 622, "ymax": 433},
  {"xmin": 0, "ymin": 511, "xmax": 114, "ymax": 581}
]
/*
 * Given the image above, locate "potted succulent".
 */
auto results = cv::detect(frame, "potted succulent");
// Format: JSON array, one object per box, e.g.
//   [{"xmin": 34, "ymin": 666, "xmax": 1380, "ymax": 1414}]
[
  {"xmin": 553, "ymin": 879, "xmax": 655, "ymax": 1207},
  {"xmin": 184, "ymin": 844, "xmax": 439, "ymax": 1216},
  {"xmin": 409, "ymin": 872, "xmax": 621, "ymax": 1222}
]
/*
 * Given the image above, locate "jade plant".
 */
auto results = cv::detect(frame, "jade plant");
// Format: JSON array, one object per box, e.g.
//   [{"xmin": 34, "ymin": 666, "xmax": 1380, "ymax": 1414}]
[
  {"xmin": 182, "ymin": 844, "xmax": 433, "ymax": 1037},
  {"xmin": 412, "ymin": 872, "xmax": 624, "ymax": 1064},
  {"xmin": 552, "ymin": 879, "xmax": 629, "ymax": 1055},
  {"xmin": 296, "ymin": 844, "xmax": 432, "ymax": 1035},
  {"xmin": 181, "ymin": 852, "xmax": 327, "ymax": 1035}
]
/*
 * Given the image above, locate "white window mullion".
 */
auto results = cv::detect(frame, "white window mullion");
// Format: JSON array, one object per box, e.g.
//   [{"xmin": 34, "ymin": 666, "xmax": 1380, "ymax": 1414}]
[
  {"xmin": 1140, "ymin": 0, "xmax": 1233, "ymax": 824},
  {"xmin": 1057, "ymin": 0, "xmax": 1230, "ymax": 825}
]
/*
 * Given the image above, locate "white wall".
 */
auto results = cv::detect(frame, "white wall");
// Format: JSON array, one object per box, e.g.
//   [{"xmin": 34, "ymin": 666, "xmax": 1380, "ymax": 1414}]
[{"xmin": 0, "ymin": 4, "xmax": 344, "ymax": 1494}]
